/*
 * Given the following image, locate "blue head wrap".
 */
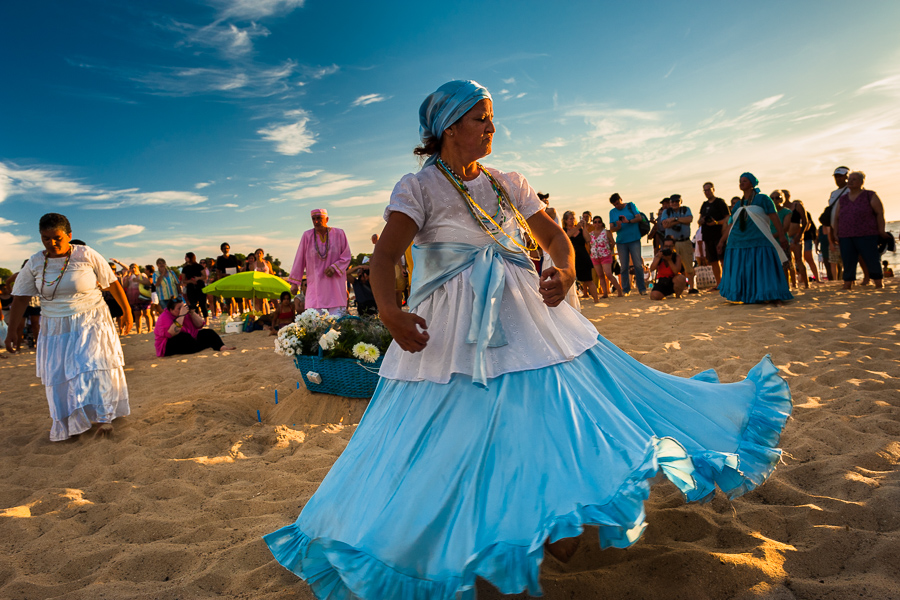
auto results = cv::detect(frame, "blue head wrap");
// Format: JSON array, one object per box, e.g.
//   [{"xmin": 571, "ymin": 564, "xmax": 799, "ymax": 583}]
[
  {"xmin": 418, "ymin": 80, "xmax": 492, "ymax": 167},
  {"xmin": 740, "ymin": 172, "xmax": 759, "ymax": 188}
]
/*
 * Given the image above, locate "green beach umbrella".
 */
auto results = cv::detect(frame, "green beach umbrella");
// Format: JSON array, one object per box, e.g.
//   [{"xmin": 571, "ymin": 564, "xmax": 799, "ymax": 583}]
[{"xmin": 202, "ymin": 271, "xmax": 292, "ymax": 300}]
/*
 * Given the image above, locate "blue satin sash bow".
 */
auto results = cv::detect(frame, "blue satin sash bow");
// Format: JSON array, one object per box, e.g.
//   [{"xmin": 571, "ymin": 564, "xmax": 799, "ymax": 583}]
[{"xmin": 407, "ymin": 242, "xmax": 536, "ymax": 388}]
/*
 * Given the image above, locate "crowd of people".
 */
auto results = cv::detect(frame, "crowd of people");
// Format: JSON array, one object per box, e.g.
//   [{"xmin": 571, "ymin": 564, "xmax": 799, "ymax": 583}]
[{"xmin": 534, "ymin": 165, "xmax": 894, "ymax": 305}]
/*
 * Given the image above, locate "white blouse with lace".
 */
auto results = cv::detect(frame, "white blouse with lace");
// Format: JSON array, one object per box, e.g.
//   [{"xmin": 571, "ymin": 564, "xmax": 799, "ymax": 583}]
[{"xmin": 379, "ymin": 165, "xmax": 598, "ymax": 384}]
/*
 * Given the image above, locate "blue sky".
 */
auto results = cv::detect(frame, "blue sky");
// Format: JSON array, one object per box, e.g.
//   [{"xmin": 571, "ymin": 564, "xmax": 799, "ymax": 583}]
[{"xmin": 3, "ymin": 0, "xmax": 900, "ymax": 270}]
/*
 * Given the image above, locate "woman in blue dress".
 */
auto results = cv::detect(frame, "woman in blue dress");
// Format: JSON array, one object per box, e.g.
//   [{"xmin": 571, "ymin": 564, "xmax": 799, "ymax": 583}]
[
  {"xmin": 264, "ymin": 82, "xmax": 792, "ymax": 599},
  {"xmin": 717, "ymin": 173, "xmax": 793, "ymax": 304}
]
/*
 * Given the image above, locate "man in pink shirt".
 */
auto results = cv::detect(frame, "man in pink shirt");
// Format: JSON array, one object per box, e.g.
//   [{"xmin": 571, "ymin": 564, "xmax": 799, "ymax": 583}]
[{"xmin": 288, "ymin": 209, "xmax": 352, "ymax": 314}]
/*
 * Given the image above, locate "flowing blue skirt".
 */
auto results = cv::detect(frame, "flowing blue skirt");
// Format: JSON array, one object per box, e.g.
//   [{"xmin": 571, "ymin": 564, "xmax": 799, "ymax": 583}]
[
  {"xmin": 264, "ymin": 336, "xmax": 791, "ymax": 599},
  {"xmin": 719, "ymin": 245, "xmax": 793, "ymax": 304}
]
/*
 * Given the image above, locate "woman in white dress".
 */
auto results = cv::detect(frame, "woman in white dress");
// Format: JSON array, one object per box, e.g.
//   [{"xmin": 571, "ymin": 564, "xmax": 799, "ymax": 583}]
[
  {"xmin": 4, "ymin": 213, "xmax": 131, "ymax": 440},
  {"xmin": 264, "ymin": 81, "xmax": 792, "ymax": 599}
]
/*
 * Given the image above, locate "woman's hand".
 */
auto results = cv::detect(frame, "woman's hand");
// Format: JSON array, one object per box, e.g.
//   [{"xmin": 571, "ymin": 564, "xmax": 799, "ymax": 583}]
[
  {"xmin": 381, "ymin": 310, "xmax": 429, "ymax": 353},
  {"xmin": 178, "ymin": 303, "xmax": 190, "ymax": 316},
  {"xmin": 4, "ymin": 330, "xmax": 20, "ymax": 354},
  {"xmin": 539, "ymin": 266, "xmax": 575, "ymax": 307}
]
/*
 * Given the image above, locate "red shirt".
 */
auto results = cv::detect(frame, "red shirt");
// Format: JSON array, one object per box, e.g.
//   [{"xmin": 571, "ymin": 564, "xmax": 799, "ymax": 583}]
[{"xmin": 656, "ymin": 252, "xmax": 678, "ymax": 278}]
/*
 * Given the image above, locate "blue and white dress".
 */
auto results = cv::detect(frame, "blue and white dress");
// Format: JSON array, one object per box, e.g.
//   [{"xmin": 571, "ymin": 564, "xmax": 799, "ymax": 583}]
[
  {"xmin": 265, "ymin": 166, "xmax": 792, "ymax": 599},
  {"xmin": 719, "ymin": 193, "xmax": 793, "ymax": 304}
]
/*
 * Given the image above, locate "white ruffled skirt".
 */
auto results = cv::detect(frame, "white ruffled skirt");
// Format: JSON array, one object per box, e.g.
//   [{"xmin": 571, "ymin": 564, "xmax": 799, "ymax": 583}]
[{"xmin": 36, "ymin": 305, "xmax": 130, "ymax": 441}]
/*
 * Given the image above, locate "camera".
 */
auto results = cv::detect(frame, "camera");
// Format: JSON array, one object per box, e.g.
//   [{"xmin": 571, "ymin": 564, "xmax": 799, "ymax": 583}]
[{"xmin": 662, "ymin": 248, "xmax": 673, "ymax": 256}]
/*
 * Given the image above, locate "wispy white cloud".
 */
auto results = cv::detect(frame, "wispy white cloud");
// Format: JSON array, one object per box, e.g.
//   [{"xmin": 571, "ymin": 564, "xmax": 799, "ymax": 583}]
[
  {"xmin": 222, "ymin": 203, "xmax": 239, "ymax": 208},
  {"xmin": 329, "ymin": 190, "xmax": 390, "ymax": 208},
  {"xmin": 306, "ymin": 64, "xmax": 339, "ymax": 79},
  {"xmin": 502, "ymin": 77, "xmax": 516, "ymax": 84},
  {"xmin": 857, "ymin": 74, "xmax": 900, "ymax": 96},
  {"xmin": 0, "ymin": 160, "xmax": 208, "ymax": 209},
  {"xmin": 0, "ymin": 162, "xmax": 94, "ymax": 202},
  {"xmin": 129, "ymin": 60, "xmax": 295, "ymax": 97},
  {"xmin": 269, "ymin": 170, "xmax": 374, "ymax": 201},
  {"xmin": 195, "ymin": 181, "xmax": 214, "ymax": 189},
  {"xmin": 258, "ymin": 109, "xmax": 316, "ymax": 155},
  {"xmin": 211, "ymin": 0, "xmax": 306, "ymax": 20},
  {"xmin": 0, "ymin": 217, "xmax": 15, "ymax": 226},
  {"xmin": 283, "ymin": 178, "xmax": 374, "ymax": 201},
  {"xmin": 83, "ymin": 191, "xmax": 208, "ymax": 210},
  {"xmin": 164, "ymin": 18, "xmax": 270, "ymax": 57},
  {"xmin": 748, "ymin": 94, "xmax": 784, "ymax": 112},
  {"xmin": 191, "ymin": 22, "xmax": 270, "ymax": 57},
  {"xmin": 97, "ymin": 225, "xmax": 146, "ymax": 242},
  {"xmin": 351, "ymin": 93, "xmax": 387, "ymax": 107}
]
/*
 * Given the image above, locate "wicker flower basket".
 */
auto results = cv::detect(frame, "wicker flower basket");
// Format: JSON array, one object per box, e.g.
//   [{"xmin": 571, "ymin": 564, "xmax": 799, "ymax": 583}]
[{"xmin": 294, "ymin": 347, "xmax": 383, "ymax": 398}]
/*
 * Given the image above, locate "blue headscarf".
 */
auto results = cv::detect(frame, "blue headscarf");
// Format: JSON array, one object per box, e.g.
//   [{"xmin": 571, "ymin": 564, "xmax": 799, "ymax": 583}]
[
  {"xmin": 740, "ymin": 172, "xmax": 760, "ymax": 190},
  {"xmin": 418, "ymin": 80, "xmax": 492, "ymax": 167}
]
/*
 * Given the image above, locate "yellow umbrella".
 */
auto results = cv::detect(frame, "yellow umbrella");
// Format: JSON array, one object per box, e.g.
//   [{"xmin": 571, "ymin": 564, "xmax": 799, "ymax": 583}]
[{"xmin": 202, "ymin": 271, "xmax": 292, "ymax": 300}]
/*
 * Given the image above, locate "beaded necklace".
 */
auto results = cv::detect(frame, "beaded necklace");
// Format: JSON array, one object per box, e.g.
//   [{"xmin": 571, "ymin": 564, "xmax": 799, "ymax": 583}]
[
  {"xmin": 40, "ymin": 248, "xmax": 73, "ymax": 301},
  {"xmin": 314, "ymin": 228, "xmax": 330, "ymax": 260},
  {"xmin": 437, "ymin": 156, "xmax": 504, "ymax": 223},
  {"xmin": 435, "ymin": 158, "xmax": 537, "ymax": 252}
]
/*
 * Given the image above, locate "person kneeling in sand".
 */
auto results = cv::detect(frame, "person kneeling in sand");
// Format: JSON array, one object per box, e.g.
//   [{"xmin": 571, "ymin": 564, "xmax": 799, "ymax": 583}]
[
  {"xmin": 649, "ymin": 236, "xmax": 688, "ymax": 300},
  {"xmin": 154, "ymin": 299, "xmax": 235, "ymax": 357}
]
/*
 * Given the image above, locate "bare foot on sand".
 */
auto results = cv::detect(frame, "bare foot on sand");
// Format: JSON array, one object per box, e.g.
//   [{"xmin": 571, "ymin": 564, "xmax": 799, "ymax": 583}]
[
  {"xmin": 94, "ymin": 423, "xmax": 114, "ymax": 438},
  {"xmin": 545, "ymin": 536, "xmax": 580, "ymax": 563},
  {"xmin": 218, "ymin": 345, "xmax": 237, "ymax": 351}
]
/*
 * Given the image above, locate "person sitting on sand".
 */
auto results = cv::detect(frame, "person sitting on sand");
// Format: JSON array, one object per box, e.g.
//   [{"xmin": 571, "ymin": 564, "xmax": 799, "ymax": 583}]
[
  {"xmin": 154, "ymin": 299, "xmax": 235, "ymax": 357},
  {"xmin": 882, "ymin": 261, "xmax": 893, "ymax": 278},
  {"xmin": 269, "ymin": 292, "xmax": 296, "ymax": 335},
  {"xmin": 649, "ymin": 236, "xmax": 688, "ymax": 300}
]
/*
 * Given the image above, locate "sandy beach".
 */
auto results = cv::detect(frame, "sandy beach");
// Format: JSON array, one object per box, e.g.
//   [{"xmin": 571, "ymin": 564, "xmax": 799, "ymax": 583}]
[{"xmin": 1, "ymin": 280, "xmax": 898, "ymax": 600}]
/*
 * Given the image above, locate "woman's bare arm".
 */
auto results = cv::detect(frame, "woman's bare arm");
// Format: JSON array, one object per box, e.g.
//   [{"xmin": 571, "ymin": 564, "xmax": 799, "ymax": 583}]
[{"xmin": 370, "ymin": 212, "xmax": 428, "ymax": 353}]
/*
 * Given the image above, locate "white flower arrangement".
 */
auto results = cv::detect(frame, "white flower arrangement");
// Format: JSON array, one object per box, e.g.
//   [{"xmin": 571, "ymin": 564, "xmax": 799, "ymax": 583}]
[
  {"xmin": 352, "ymin": 342, "xmax": 381, "ymax": 363},
  {"xmin": 319, "ymin": 328, "xmax": 341, "ymax": 350},
  {"xmin": 274, "ymin": 310, "xmax": 391, "ymax": 362},
  {"xmin": 274, "ymin": 323, "xmax": 305, "ymax": 357},
  {"xmin": 296, "ymin": 308, "xmax": 334, "ymax": 329}
]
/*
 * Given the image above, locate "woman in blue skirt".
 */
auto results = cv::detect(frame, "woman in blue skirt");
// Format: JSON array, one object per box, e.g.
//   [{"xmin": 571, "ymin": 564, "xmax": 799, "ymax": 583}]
[
  {"xmin": 716, "ymin": 173, "xmax": 793, "ymax": 304},
  {"xmin": 264, "ymin": 82, "xmax": 793, "ymax": 599}
]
